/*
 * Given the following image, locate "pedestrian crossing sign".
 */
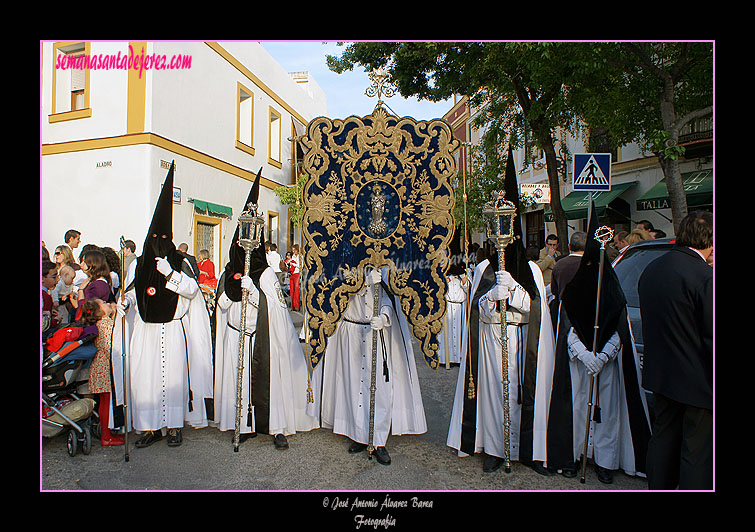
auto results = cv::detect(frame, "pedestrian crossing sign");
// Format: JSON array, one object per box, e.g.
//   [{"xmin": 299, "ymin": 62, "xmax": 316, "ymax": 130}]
[{"xmin": 573, "ymin": 153, "xmax": 611, "ymax": 191}]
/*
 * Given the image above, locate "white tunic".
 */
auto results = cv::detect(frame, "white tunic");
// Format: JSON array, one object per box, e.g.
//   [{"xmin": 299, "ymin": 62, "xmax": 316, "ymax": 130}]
[
  {"xmin": 320, "ymin": 281, "xmax": 427, "ymax": 447},
  {"xmin": 447, "ymin": 260, "xmax": 556, "ymax": 462},
  {"xmin": 118, "ymin": 264, "xmax": 214, "ymax": 432},
  {"xmin": 437, "ymin": 274, "xmax": 469, "ymax": 365},
  {"xmin": 565, "ymin": 325, "xmax": 648, "ymax": 475},
  {"xmin": 213, "ymin": 268, "xmax": 319, "ymax": 436}
]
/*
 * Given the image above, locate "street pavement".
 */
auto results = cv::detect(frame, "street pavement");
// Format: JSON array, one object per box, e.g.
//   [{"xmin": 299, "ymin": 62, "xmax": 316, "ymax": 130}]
[{"xmin": 41, "ymin": 308, "xmax": 649, "ymax": 494}]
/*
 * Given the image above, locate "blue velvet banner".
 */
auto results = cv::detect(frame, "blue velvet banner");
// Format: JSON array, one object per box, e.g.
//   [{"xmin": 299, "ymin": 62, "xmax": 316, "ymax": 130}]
[{"xmin": 301, "ymin": 106, "xmax": 459, "ymax": 370}]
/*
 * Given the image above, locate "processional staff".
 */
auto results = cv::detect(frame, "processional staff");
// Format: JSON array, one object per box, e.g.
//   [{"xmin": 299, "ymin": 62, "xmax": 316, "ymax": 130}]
[
  {"xmin": 232, "ymin": 202, "xmax": 265, "ymax": 452},
  {"xmin": 119, "ymin": 235, "xmax": 131, "ymax": 462},
  {"xmin": 482, "ymin": 192, "xmax": 517, "ymax": 474},
  {"xmin": 579, "ymin": 223, "xmax": 615, "ymax": 483}
]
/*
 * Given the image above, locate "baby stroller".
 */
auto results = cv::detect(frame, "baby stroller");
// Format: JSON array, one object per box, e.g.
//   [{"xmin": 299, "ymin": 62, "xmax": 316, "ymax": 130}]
[{"xmin": 42, "ymin": 325, "xmax": 99, "ymax": 457}]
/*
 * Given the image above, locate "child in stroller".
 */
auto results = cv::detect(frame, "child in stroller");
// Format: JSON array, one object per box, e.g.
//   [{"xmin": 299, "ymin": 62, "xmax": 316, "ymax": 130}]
[{"xmin": 42, "ymin": 320, "xmax": 98, "ymax": 456}]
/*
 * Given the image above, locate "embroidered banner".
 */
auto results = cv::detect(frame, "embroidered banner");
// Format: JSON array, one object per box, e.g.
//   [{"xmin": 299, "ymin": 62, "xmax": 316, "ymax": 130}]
[{"xmin": 301, "ymin": 106, "xmax": 459, "ymax": 370}]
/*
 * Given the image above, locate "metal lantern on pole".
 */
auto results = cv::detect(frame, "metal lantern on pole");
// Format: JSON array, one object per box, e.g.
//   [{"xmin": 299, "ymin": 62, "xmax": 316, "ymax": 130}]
[
  {"xmin": 233, "ymin": 200, "xmax": 265, "ymax": 452},
  {"xmin": 482, "ymin": 190, "xmax": 517, "ymax": 473}
]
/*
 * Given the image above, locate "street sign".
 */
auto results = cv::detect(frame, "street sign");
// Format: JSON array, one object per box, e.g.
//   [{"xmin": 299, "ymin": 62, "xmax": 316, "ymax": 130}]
[{"xmin": 573, "ymin": 153, "xmax": 611, "ymax": 191}]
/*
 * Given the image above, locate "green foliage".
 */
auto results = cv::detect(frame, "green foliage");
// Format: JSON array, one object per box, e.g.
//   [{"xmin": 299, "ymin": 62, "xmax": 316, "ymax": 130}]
[{"xmin": 273, "ymin": 173, "xmax": 307, "ymax": 226}]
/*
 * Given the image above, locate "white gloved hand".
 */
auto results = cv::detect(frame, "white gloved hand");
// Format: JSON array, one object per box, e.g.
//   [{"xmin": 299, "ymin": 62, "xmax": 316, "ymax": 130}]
[
  {"xmin": 488, "ymin": 282, "xmax": 509, "ymax": 302},
  {"xmin": 577, "ymin": 350, "xmax": 606, "ymax": 375},
  {"xmin": 496, "ymin": 270, "xmax": 516, "ymax": 290},
  {"xmin": 155, "ymin": 256, "xmax": 173, "ymax": 277},
  {"xmin": 241, "ymin": 275, "xmax": 253, "ymax": 291},
  {"xmin": 366, "ymin": 269, "xmax": 382, "ymax": 286},
  {"xmin": 116, "ymin": 298, "xmax": 129, "ymax": 317},
  {"xmin": 370, "ymin": 315, "xmax": 388, "ymax": 330}
]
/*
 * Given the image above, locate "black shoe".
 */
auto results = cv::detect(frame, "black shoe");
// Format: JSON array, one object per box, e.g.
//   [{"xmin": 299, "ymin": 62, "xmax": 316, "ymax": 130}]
[
  {"xmin": 348, "ymin": 440, "xmax": 367, "ymax": 454},
  {"xmin": 596, "ymin": 465, "xmax": 614, "ymax": 484},
  {"xmin": 167, "ymin": 428, "xmax": 183, "ymax": 447},
  {"xmin": 482, "ymin": 454, "xmax": 504, "ymax": 473},
  {"xmin": 273, "ymin": 434, "xmax": 289, "ymax": 450},
  {"xmin": 559, "ymin": 462, "xmax": 578, "ymax": 478},
  {"xmin": 374, "ymin": 446, "xmax": 391, "ymax": 465},
  {"xmin": 527, "ymin": 460, "xmax": 556, "ymax": 477},
  {"xmin": 135, "ymin": 430, "xmax": 162, "ymax": 448}
]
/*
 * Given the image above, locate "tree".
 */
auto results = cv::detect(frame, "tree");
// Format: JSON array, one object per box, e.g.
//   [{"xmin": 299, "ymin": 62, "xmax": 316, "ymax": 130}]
[
  {"xmin": 273, "ymin": 171, "xmax": 307, "ymax": 227},
  {"xmin": 327, "ymin": 42, "xmax": 588, "ymax": 256},
  {"xmin": 569, "ymin": 42, "xmax": 713, "ymax": 232}
]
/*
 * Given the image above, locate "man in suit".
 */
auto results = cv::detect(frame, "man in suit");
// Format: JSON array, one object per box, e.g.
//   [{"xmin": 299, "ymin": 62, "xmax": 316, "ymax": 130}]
[{"xmin": 639, "ymin": 210, "xmax": 713, "ymax": 490}]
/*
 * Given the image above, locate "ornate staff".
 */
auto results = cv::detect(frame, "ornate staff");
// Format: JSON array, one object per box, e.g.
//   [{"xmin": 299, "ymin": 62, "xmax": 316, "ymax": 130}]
[
  {"xmin": 233, "ymin": 202, "xmax": 265, "ymax": 452},
  {"xmin": 119, "ymin": 236, "xmax": 130, "ymax": 462},
  {"xmin": 462, "ymin": 141, "xmax": 475, "ymax": 399},
  {"xmin": 366, "ymin": 183, "xmax": 387, "ymax": 459},
  {"xmin": 579, "ymin": 224, "xmax": 614, "ymax": 483},
  {"xmin": 482, "ymin": 191, "xmax": 517, "ymax": 473}
]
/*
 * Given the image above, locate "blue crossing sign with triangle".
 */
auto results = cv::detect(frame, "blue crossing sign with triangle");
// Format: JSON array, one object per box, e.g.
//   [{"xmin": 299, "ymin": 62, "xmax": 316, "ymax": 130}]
[{"xmin": 573, "ymin": 153, "xmax": 612, "ymax": 191}]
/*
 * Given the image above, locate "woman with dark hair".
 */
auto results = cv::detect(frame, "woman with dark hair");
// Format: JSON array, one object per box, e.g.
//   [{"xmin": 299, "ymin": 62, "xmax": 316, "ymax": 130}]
[
  {"xmin": 101, "ymin": 246, "xmax": 122, "ymax": 296},
  {"xmin": 73, "ymin": 249, "xmax": 114, "ymax": 311}
]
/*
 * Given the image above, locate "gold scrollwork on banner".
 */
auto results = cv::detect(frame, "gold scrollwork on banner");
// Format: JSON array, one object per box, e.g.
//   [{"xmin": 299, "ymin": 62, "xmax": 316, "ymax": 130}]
[{"xmin": 301, "ymin": 105, "xmax": 460, "ymax": 370}]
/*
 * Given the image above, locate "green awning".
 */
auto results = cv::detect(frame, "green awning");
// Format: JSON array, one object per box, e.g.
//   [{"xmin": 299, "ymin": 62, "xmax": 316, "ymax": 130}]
[
  {"xmin": 636, "ymin": 169, "xmax": 712, "ymax": 211},
  {"xmin": 545, "ymin": 181, "xmax": 637, "ymax": 221},
  {"xmin": 192, "ymin": 199, "xmax": 233, "ymax": 218}
]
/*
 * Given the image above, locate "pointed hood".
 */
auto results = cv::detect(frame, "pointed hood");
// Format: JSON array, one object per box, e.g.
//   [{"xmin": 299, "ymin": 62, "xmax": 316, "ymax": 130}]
[
  {"xmin": 223, "ymin": 168, "xmax": 267, "ymax": 301},
  {"xmin": 501, "ymin": 146, "xmax": 537, "ymax": 300},
  {"xmin": 134, "ymin": 161, "xmax": 184, "ymax": 323},
  {"xmin": 562, "ymin": 201, "xmax": 626, "ymax": 353}
]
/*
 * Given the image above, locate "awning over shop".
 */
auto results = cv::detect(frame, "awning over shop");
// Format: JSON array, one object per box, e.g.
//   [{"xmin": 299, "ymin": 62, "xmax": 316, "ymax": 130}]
[
  {"xmin": 192, "ymin": 199, "xmax": 233, "ymax": 218},
  {"xmin": 545, "ymin": 181, "xmax": 637, "ymax": 221},
  {"xmin": 636, "ymin": 169, "xmax": 712, "ymax": 211}
]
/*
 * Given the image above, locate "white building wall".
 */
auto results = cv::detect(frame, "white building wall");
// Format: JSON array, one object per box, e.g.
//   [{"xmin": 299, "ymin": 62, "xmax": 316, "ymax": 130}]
[{"xmin": 41, "ymin": 41, "xmax": 328, "ymax": 269}]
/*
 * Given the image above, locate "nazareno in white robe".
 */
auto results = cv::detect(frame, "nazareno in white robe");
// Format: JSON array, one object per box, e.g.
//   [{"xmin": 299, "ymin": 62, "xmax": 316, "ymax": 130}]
[
  {"xmin": 111, "ymin": 257, "xmax": 214, "ymax": 432},
  {"xmin": 447, "ymin": 259, "xmax": 556, "ymax": 463},
  {"xmin": 213, "ymin": 267, "xmax": 319, "ymax": 436},
  {"xmin": 318, "ymin": 278, "xmax": 427, "ymax": 448},
  {"xmin": 437, "ymin": 273, "xmax": 469, "ymax": 365}
]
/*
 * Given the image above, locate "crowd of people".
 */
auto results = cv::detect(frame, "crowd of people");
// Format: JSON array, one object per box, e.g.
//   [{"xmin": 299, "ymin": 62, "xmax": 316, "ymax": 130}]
[{"xmin": 42, "ymin": 193, "xmax": 712, "ymax": 490}]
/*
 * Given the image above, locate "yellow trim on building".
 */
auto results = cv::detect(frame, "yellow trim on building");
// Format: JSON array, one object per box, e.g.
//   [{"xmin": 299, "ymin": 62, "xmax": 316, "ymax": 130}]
[
  {"xmin": 205, "ymin": 42, "xmax": 309, "ymax": 126},
  {"xmin": 127, "ymin": 42, "xmax": 147, "ymax": 134},
  {"xmin": 42, "ymin": 132, "xmax": 283, "ymax": 190}
]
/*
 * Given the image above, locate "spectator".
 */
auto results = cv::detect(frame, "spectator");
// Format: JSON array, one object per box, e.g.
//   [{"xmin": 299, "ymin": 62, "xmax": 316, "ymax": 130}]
[
  {"xmin": 101, "ymin": 246, "xmax": 122, "ymax": 296},
  {"xmin": 42, "ymin": 260, "xmax": 60, "ymax": 330},
  {"xmin": 536, "ymin": 234, "xmax": 560, "ymax": 286},
  {"xmin": 650, "ymin": 229, "xmax": 666, "ymax": 239},
  {"xmin": 120, "ymin": 239, "xmax": 137, "ymax": 275},
  {"xmin": 636, "ymin": 220, "xmax": 654, "ymax": 234},
  {"xmin": 177, "ymin": 242, "xmax": 200, "ymax": 279},
  {"xmin": 53, "ymin": 265, "xmax": 76, "ymax": 325},
  {"xmin": 550, "ymin": 231, "xmax": 586, "ymax": 304},
  {"xmin": 626, "ymin": 228, "xmax": 651, "ymax": 246},
  {"xmin": 290, "ymin": 244, "xmax": 301, "ymax": 311},
  {"xmin": 76, "ymin": 298, "xmax": 125, "ymax": 447},
  {"xmin": 73, "ymin": 249, "xmax": 113, "ymax": 311},
  {"xmin": 55, "ymin": 244, "xmax": 88, "ymax": 293},
  {"xmin": 65, "ymin": 229, "xmax": 81, "ymax": 251},
  {"xmin": 42, "ymin": 242, "xmax": 50, "ymax": 261},
  {"xmin": 639, "ymin": 210, "xmax": 713, "ymax": 490},
  {"xmin": 197, "ymin": 249, "xmax": 218, "ymax": 290},
  {"xmin": 267, "ymin": 242, "xmax": 284, "ymax": 286}
]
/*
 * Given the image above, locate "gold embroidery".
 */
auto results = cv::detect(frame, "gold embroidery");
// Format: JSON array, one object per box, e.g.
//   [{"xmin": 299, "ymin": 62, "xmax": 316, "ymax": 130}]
[{"xmin": 302, "ymin": 106, "xmax": 459, "ymax": 370}]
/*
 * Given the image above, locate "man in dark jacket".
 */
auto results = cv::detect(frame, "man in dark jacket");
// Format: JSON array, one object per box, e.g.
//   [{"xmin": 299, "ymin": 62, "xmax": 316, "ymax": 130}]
[{"xmin": 639, "ymin": 210, "xmax": 713, "ymax": 490}]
